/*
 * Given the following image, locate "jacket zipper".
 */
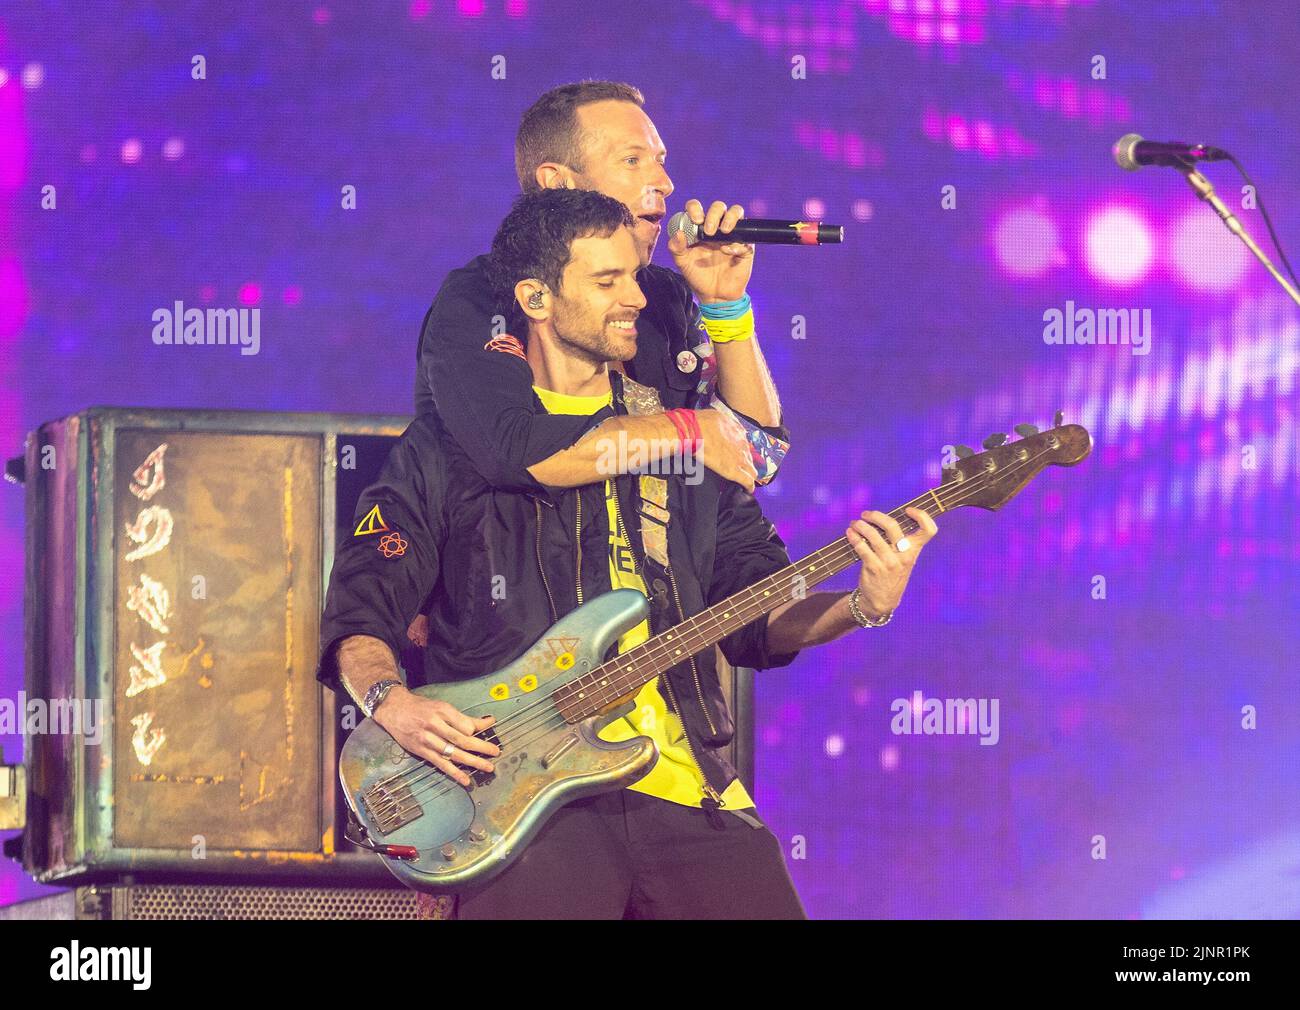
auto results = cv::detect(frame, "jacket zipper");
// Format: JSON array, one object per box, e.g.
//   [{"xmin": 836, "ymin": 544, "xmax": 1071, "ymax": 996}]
[
  {"xmin": 573, "ymin": 491, "xmax": 584, "ymax": 606},
  {"xmin": 533, "ymin": 498, "xmax": 558, "ymax": 624},
  {"xmin": 610, "ymin": 478, "xmax": 725, "ymax": 810}
]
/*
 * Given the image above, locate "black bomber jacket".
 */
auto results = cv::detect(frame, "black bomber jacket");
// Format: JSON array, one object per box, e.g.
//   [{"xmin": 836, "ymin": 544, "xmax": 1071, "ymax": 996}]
[{"xmin": 317, "ymin": 371, "xmax": 801, "ymax": 798}]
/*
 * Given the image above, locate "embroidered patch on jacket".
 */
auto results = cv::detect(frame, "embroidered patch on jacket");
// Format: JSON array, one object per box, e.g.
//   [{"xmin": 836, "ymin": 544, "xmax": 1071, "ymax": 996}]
[
  {"xmin": 353, "ymin": 504, "xmax": 390, "ymax": 537},
  {"xmin": 637, "ymin": 474, "xmax": 671, "ymax": 567},
  {"xmin": 484, "ymin": 333, "xmax": 527, "ymax": 362},
  {"xmin": 619, "ymin": 375, "xmax": 664, "ymax": 416},
  {"xmin": 639, "ymin": 516, "xmax": 670, "ymax": 567},
  {"xmin": 639, "ymin": 475, "xmax": 669, "ymax": 508},
  {"xmin": 377, "ymin": 531, "xmax": 408, "ymax": 557}
]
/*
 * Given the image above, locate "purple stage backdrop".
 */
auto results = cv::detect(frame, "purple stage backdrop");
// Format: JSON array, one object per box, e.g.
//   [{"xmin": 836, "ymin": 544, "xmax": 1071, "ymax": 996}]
[{"xmin": 1, "ymin": 1, "xmax": 1297, "ymax": 917}]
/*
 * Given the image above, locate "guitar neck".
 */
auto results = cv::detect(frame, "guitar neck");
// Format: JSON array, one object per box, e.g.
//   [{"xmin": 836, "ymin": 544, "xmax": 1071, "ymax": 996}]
[{"xmin": 555, "ymin": 485, "xmax": 950, "ymax": 722}]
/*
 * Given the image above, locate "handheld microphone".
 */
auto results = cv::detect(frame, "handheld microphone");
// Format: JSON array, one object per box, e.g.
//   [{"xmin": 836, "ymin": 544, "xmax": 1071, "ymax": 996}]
[
  {"xmin": 667, "ymin": 212, "xmax": 844, "ymax": 247},
  {"xmin": 1112, "ymin": 133, "xmax": 1231, "ymax": 171}
]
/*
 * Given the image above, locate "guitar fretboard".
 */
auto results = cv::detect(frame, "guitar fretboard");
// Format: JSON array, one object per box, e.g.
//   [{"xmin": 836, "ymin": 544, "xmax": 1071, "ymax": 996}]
[{"xmin": 553, "ymin": 486, "xmax": 947, "ymax": 722}]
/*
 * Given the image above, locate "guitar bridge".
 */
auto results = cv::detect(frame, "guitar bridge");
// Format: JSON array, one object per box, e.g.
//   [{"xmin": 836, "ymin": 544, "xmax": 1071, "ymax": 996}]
[
  {"xmin": 360, "ymin": 778, "xmax": 425, "ymax": 834},
  {"xmin": 362, "ymin": 726, "xmax": 504, "ymax": 833}
]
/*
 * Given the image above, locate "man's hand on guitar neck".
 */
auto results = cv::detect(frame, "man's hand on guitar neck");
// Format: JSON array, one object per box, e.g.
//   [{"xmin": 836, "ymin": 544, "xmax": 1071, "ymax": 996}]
[
  {"xmin": 765, "ymin": 508, "xmax": 938, "ymax": 653},
  {"xmin": 847, "ymin": 507, "xmax": 938, "ymax": 621},
  {"xmin": 337, "ymin": 634, "xmax": 500, "ymax": 787}
]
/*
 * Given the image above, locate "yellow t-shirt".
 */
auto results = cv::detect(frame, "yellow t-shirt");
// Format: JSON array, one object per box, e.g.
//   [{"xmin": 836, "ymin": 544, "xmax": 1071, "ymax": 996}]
[{"xmin": 533, "ymin": 383, "xmax": 754, "ymax": 811}]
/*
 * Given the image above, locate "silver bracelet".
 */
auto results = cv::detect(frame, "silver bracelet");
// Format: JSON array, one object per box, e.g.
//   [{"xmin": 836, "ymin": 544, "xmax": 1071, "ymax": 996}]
[{"xmin": 849, "ymin": 588, "xmax": 893, "ymax": 628}]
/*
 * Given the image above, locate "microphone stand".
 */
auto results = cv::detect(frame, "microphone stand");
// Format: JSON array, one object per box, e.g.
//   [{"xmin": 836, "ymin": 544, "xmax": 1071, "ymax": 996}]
[{"xmin": 1176, "ymin": 160, "xmax": 1300, "ymax": 307}]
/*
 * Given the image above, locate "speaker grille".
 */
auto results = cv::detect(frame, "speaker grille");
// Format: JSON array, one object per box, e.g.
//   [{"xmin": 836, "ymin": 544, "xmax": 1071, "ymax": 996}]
[{"xmin": 114, "ymin": 884, "xmax": 452, "ymax": 920}]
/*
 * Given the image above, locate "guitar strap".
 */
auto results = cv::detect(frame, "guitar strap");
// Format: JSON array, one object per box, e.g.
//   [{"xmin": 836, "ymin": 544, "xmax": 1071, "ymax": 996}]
[{"xmin": 617, "ymin": 374, "xmax": 672, "ymax": 569}]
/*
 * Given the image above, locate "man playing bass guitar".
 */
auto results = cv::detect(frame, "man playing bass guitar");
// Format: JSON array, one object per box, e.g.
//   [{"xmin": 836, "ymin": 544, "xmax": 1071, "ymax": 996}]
[{"xmin": 318, "ymin": 188, "xmax": 937, "ymax": 919}]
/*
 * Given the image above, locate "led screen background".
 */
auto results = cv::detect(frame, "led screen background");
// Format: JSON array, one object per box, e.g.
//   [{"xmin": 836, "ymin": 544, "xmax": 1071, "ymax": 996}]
[{"xmin": 1, "ymin": 0, "xmax": 1297, "ymax": 917}]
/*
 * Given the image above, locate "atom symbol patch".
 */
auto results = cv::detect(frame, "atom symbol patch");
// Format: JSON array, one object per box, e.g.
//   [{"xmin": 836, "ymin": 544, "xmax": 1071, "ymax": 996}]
[{"xmin": 377, "ymin": 531, "xmax": 408, "ymax": 558}]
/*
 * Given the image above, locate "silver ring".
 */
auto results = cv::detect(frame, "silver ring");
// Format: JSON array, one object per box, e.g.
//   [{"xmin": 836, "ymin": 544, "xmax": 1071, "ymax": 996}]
[
  {"xmin": 442, "ymin": 742, "xmax": 455, "ymax": 757},
  {"xmin": 895, "ymin": 537, "xmax": 911, "ymax": 552}
]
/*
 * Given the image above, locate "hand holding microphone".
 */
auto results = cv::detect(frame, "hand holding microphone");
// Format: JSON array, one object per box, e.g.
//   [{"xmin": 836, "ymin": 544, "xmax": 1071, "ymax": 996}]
[
  {"xmin": 667, "ymin": 198, "xmax": 846, "ymax": 303},
  {"xmin": 668, "ymin": 198, "xmax": 758, "ymax": 303}
]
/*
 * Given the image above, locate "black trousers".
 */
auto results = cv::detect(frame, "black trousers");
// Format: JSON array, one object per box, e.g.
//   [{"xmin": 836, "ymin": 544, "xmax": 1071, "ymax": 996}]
[{"xmin": 455, "ymin": 788, "xmax": 807, "ymax": 920}]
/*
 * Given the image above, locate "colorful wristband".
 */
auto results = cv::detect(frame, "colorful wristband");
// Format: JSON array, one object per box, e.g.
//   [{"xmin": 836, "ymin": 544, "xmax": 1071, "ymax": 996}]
[
  {"xmin": 698, "ymin": 293, "xmax": 751, "ymax": 319},
  {"xmin": 680, "ymin": 408, "xmax": 702, "ymax": 452},
  {"xmin": 702, "ymin": 308, "xmax": 755, "ymax": 344},
  {"xmin": 663, "ymin": 408, "xmax": 689, "ymax": 451},
  {"xmin": 663, "ymin": 408, "xmax": 701, "ymax": 453}
]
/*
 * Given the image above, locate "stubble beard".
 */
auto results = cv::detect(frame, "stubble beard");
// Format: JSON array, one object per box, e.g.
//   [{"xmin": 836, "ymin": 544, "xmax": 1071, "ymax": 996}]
[{"xmin": 553, "ymin": 306, "xmax": 636, "ymax": 366}]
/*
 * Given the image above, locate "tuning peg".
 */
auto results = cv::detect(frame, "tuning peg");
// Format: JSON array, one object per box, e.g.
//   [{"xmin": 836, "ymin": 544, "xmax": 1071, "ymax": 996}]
[
  {"xmin": 954, "ymin": 444, "xmax": 975, "ymax": 459},
  {"xmin": 982, "ymin": 432, "xmax": 1007, "ymax": 449},
  {"xmin": 1014, "ymin": 423, "xmax": 1039, "ymax": 438},
  {"xmin": 1054, "ymin": 409, "xmax": 1064, "ymax": 427}
]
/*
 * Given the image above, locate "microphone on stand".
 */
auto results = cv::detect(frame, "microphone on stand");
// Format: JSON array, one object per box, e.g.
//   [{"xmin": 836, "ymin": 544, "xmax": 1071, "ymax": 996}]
[
  {"xmin": 1112, "ymin": 132, "xmax": 1300, "ymax": 308},
  {"xmin": 1112, "ymin": 133, "xmax": 1231, "ymax": 171},
  {"xmin": 667, "ymin": 212, "xmax": 844, "ymax": 247}
]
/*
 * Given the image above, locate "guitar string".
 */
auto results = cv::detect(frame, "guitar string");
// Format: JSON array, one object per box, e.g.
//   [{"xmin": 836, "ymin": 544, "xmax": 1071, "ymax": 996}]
[
  {"xmin": 362, "ymin": 446, "xmax": 1054, "ymax": 818},
  {"xmin": 363, "ymin": 445, "xmax": 1053, "ymax": 819}
]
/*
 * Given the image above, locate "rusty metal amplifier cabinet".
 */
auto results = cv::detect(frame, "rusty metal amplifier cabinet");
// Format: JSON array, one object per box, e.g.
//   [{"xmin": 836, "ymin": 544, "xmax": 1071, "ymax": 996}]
[
  {"xmin": 18, "ymin": 406, "xmax": 755, "ymax": 889},
  {"xmin": 21, "ymin": 407, "xmax": 410, "ymax": 886}
]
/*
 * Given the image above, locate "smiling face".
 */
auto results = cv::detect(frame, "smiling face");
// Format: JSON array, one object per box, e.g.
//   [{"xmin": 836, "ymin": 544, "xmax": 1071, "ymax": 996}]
[
  {"xmin": 548, "ymin": 225, "xmax": 647, "ymax": 364},
  {"xmin": 570, "ymin": 100, "xmax": 674, "ymax": 266}
]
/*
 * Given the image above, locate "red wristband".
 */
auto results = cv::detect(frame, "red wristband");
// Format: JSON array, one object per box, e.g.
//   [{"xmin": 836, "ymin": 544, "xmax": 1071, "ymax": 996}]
[
  {"xmin": 680, "ymin": 409, "xmax": 702, "ymax": 453},
  {"xmin": 663, "ymin": 409, "xmax": 700, "ymax": 454},
  {"xmin": 663, "ymin": 408, "xmax": 688, "ymax": 451}
]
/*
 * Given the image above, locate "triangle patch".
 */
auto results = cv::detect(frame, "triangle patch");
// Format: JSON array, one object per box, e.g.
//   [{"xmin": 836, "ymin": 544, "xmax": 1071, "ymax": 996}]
[{"xmin": 353, "ymin": 504, "xmax": 391, "ymax": 537}]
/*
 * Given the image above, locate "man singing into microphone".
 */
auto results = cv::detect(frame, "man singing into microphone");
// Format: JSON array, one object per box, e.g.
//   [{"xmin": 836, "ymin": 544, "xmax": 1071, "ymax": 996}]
[{"xmin": 413, "ymin": 80, "xmax": 788, "ymax": 501}]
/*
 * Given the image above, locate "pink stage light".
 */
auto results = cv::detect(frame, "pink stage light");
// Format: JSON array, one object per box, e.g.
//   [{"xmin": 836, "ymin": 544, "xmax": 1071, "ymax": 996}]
[
  {"xmin": 992, "ymin": 204, "xmax": 1062, "ymax": 279},
  {"xmin": 238, "ymin": 282, "xmax": 262, "ymax": 306},
  {"xmin": 120, "ymin": 138, "xmax": 142, "ymax": 164},
  {"xmin": 1170, "ymin": 205, "xmax": 1251, "ymax": 293},
  {"xmin": 880, "ymin": 745, "xmax": 900, "ymax": 772},
  {"xmin": 1084, "ymin": 206, "xmax": 1154, "ymax": 285}
]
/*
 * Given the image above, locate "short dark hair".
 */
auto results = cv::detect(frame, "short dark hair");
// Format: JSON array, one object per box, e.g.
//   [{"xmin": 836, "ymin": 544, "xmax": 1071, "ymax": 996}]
[
  {"xmin": 515, "ymin": 80, "xmax": 645, "ymax": 193},
  {"xmin": 486, "ymin": 188, "xmax": 634, "ymax": 310}
]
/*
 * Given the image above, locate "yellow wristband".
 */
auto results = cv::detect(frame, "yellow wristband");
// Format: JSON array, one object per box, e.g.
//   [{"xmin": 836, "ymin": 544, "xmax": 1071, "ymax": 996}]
[{"xmin": 701, "ymin": 309, "xmax": 755, "ymax": 344}]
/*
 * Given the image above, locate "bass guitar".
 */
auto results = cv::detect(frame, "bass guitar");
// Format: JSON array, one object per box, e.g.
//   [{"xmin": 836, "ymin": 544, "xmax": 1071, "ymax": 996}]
[{"xmin": 339, "ymin": 420, "xmax": 1092, "ymax": 891}]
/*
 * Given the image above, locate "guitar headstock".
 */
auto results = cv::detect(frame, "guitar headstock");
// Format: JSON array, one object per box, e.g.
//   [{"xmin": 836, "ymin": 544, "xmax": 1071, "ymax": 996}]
[{"xmin": 939, "ymin": 421, "xmax": 1091, "ymax": 512}]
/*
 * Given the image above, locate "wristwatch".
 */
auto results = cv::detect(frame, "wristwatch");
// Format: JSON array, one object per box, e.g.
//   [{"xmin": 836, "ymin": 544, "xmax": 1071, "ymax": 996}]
[
  {"xmin": 362, "ymin": 678, "xmax": 403, "ymax": 718},
  {"xmin": 849, "ymin": 588, "xmax": 894, "ymax": 628}
]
